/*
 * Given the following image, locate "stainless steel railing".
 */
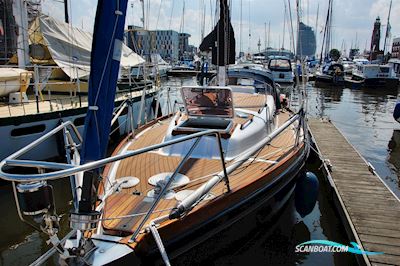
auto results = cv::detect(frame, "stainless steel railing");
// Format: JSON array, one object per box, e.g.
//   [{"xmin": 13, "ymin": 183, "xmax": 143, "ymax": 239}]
[{"xmin": 0, "ymin": 125, "xmax": 229, "ymax": 182}]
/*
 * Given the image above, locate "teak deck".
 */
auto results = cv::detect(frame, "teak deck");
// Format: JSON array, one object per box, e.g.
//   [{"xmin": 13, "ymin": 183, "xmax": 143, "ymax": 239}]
[
  {"xmin": 309, "ymin": 118, "xmax": 400, "ymax": 266},
  {"xmin": 101, "ymin": 94, "xmax": 304, "ymax": 240}
]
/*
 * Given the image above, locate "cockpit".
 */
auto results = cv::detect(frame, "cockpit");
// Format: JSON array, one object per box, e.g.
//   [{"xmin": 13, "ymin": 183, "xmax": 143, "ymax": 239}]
[{"xmin": 172, "ymin": 87, "xmax": 235, "ymax": 136}]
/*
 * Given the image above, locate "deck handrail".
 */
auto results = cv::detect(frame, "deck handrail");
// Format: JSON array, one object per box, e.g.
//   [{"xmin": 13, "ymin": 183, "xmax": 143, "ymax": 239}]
[
  {"xmin": 0, "ymin": 107, "xmax": 303, "ymax": 183},
  {"xmin": 0, "ymin": 126, "xmax": 230, "ymax": 182}
]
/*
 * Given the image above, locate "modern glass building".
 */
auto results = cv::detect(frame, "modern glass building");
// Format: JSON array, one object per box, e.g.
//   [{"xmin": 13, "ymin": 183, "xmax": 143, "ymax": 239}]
[
  {"xmin": 297, "ymin": 22, "xmax": 316, "ymax": 58},
  {"xmin": 126, "ymin": 26, "xmax": 192, "ymax": 62}
]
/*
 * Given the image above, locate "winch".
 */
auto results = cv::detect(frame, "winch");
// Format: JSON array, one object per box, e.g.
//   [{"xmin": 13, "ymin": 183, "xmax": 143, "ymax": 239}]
[{"xmin": 16, "ymin": 181, "xmax": 54, "ymax": 216}]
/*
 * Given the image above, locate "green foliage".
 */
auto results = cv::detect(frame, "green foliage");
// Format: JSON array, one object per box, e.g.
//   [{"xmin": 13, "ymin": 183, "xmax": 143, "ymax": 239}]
[{"xmin": 329, "ymin": 49, "xmax": 341, "ymax": 61}]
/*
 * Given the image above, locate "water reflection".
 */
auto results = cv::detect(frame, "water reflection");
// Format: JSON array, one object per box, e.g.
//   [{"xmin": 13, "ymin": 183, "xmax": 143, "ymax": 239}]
[
  {"xmin": 0, "ymin": 179, "xmax": 72, "ymax": 266},
  {"xmin": 309, "ymin": 83, "xmax": 400, "ymax": 197}
]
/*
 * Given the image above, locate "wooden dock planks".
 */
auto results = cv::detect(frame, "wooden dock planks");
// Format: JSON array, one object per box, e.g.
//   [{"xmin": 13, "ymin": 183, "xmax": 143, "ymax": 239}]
[
  {"xmin": 0, "ymin": 88, "xmax": 155, "ymax": 118},
  {"xmin": 309, "ymin": 118, "xmax": 400, "ymax": 266}
]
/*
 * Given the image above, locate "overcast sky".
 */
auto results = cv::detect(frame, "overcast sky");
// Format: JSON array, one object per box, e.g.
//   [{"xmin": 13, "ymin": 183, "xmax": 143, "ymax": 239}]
[{"xmin": 42, "ymin": 0, "xmax": 399, "ymax": 55}]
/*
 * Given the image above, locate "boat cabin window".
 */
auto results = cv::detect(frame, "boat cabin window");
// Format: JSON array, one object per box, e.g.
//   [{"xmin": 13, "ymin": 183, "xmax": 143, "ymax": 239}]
[
  {"xmin": 174, "ymin": 87, "xmax": 235, "ymax": 136},
  {"xmin": 181, "ymin": 86, "xmax": 234, "ymax": 118},
  {"xmin": 379, "ymin": 67, "xmax": 389, "ymax": 73},
  {"xmin": 268, "ymin": 59, "xmax": 291, "ymax": 71}
]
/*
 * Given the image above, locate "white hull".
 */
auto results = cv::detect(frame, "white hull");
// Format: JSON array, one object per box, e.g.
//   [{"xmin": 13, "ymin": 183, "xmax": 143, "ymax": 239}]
[{"xmin": 271, "ymin": 72, "xmax": 294, "ymax": 84}]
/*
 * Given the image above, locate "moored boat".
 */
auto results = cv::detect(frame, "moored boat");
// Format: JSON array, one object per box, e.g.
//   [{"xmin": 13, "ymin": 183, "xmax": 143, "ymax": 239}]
[
  {"xmin": 315, "ymin": 62, "xmax": 345, "ymax": 87},
  {"xmin": 0, "ymin": 0, "xmax": 312, "ymax": 265},
  {"xmin": 352, "ymin": 64, "xmax": 399, "ymax": 88},
  {"xmin": 267, "ymin": 56, "xmax": 294, "ymax": 84},
  {"xmin": 388, "ymin": 58, "xmax": 400, "ymax": 79}
]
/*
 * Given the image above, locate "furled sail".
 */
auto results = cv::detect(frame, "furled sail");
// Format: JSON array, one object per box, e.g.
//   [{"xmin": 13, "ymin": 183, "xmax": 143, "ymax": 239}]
[
  {"xmin": 199, "ymin": 0, "xmax": 235, "ymax": 66},
  {"xmin": 79, "ymin": 0, "xmax": 129, "ymax": 212}
]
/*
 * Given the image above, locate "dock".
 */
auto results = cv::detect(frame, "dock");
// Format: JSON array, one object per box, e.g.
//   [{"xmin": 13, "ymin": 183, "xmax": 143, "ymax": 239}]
[
  {"xmin": 0, "ymin": 87, "xmax": 158, "ymax": 118},
  {"xmin": 309, "ymin": 118, "xmax": 400, "ymax": 266}
]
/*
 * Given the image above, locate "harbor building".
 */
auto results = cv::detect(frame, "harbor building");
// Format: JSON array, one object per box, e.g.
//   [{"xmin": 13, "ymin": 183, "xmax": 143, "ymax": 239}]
[
  {"xmin": 179, "ymin": 33, "xmax": 191, "ymax": 60},
  {"xmin": 392, "ymin": 37, "xmax": 400, "ymax": 59},
  {"xmin": 296, "ymin": 22, "xmax": 316, "ymax": 58},
  {"xmin": 126, "ymin": 26, "xmax": 194, "ymax": 62}
]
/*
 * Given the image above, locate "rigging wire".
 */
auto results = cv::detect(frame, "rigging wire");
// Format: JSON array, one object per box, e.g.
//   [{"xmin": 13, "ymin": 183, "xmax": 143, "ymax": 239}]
[
  {"xmin": 155, "ymin": 0, "xmax": 164, "ymax": 30},
  {"xmin": 239, "ymin": 0, "xmax": 242, "ymax": 54},
  {"xmin": 247, "ymin": 0, "xmax": 251, "ymax": 54},
  {"xmin": 282, "ymin": 0, "xmax": 287, "ymax": 50},
  {"xmin": 168, "ymin": 0, "xmax": 175, "ymax": 30}
]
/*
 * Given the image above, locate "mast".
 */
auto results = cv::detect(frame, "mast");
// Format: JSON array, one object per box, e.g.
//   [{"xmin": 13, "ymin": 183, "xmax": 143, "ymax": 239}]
[
  {"xmin": 319, "ymin": 0, "xmax": 332, "ymax": 63},
  {"xmin": 240, "ymin": 0, "xmax": 243, "ymax": 54},
  {"xmin": 79, "ymin": 0, "xmax": 129, "ymax": 213},
  {"xmin": 248, "ymin": 0, "xmax": 251, "ymax": 54},
  {"xmin": 383, "ymin": 0, "xmax": 392, "ymax": 57},
  {"xmin": 296, "ymin": 0, "xmax": 302, "ymax": 58},
  {"xmin": 287, "ymin": 0, "xmax": 300, "ymax": 85},
  {"xmin": 179, "ymin": 0, "xmax": 186, "ymax": 61},
  {"xmin": 355, "ymin": 32, "xmax": 358, "ymax": 49},
  {"xmin": 268, "ymin": 21, "xmax": 271, "ymax": 48},
  {"xmin": 168, "ymin": 0, "xmax": 175, "ymax": 29},
  {"xmin": 64, "ymin": 0, "xmax": 69, "ymax": 23},
  {"xmin": 326, "ymin": 0, "xmax": 333, "ymax": 56},
  {"xmin": 140, "ymin": 0, "xmax": 145, "ymax": 29},
  {"xmin": 13, "ymin": 0, "xmax": 29, "ymax": 68},
  {"xmin": 264, "ymin": 22, "xmax": 267, "ymax": 51},
  {"xmin": 315, "ymin": 3, "xmax": 319, "ymax": 56},
  {"xmin": 287, "ymin": 0, "xmax": 295, "ymax": 55},
  {"xmin": 282, "ymin": 1, "xmax": 287, "ymax": 50},
  {"xmin": 200, "ymin": 0, "xmax": 206, "ymax": 41},
  {"xmin": 199, "ymin": 0, "xmax": 235, "ymax": 86}
]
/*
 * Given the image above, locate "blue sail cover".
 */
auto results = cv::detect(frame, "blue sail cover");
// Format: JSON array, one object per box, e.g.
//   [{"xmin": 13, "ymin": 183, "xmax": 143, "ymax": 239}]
[{"xmin": 81, "ymin": 0, "xmax": 128, "ymax": 164}]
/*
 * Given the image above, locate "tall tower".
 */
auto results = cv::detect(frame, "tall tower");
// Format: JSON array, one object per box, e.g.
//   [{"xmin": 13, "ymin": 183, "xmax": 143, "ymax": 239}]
[{"xmin": 371, "ymin": 17, "xmax": 381, "ymax": 52}]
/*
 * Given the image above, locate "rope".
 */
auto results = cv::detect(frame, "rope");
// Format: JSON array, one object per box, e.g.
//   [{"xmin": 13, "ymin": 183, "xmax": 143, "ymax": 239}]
[{"xmin": 149, "ymin": 222, "xmax": 171, "ymax": 266}]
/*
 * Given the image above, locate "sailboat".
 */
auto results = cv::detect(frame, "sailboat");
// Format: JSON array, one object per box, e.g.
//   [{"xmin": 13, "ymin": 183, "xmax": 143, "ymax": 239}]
[
  {"xmin": 0, "ymin": 0, "xmax": 311, "ymax": 265},
  {"xmin": 314, "ymin": 0, "xmax": 345, "ymax": 87}
]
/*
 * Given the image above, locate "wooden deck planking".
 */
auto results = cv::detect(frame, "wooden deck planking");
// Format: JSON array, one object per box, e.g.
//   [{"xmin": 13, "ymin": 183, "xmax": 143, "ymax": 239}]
[
  {"xmin": 102, "ymin": 109, "xmax": 300, "ymax": 235},
  {"xmin": 233, "ymin": 93, "xmax": 267, "ymax": 112},
  {"xmin": 309, "ymin": 118, "xmax": 400, "ymax": 266}
]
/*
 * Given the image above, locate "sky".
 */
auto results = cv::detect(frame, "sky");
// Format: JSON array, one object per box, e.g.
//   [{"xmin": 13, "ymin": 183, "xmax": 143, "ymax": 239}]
[{"xmin": 42, "ymin": 0, "xmax": 399, "ymax": 56}]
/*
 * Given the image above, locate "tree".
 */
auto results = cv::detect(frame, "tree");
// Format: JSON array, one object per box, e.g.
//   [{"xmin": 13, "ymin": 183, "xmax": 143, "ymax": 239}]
[{"xmin": 329, "ymin": 49, "xmax": 341, "ymax": 61}]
